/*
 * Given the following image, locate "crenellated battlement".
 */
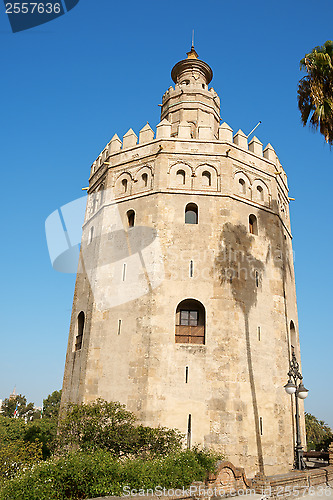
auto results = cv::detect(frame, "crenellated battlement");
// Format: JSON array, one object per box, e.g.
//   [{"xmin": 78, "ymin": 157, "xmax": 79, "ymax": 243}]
[{"xmin": 90, "ymin": 119, "xmax": 287, "ymax": 186}]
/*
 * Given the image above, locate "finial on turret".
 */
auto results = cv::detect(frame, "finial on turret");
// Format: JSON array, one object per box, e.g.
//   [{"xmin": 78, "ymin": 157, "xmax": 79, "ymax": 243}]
[{"xmin": 187, "ymin": 46, "xmax": 198, "ymax": 59}]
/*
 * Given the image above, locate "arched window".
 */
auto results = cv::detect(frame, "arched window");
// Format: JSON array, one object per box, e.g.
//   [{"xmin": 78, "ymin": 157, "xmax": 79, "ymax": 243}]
[
  {"xmin": 175, "ymin": 299, "xmax": 205, "ymax": 344},
  {"xmin": 290, "ymin": 321, "xmax": 296, "ymax": 348},
  {"xmin": 75, "ymin": 311, "xmax": 85, "ymax": 351},
  {"xmin": 122, "ymin": 178, "xmax": 128, "ymax": 193},
  {"xmin": 249, "ymin": 214, "xmax": 258, "ymax": 235},
  {"xmin": 142, "ymin": 173, "xmax": 148, "ymax": 187},
  {"xmin": 127, "ymin": 210, "xmax": 135, "ymax": 228},
  {"xmin": 239, "ymin": 178, "xmax": 246, "ymax": 194},
  {"xmin": 185, "ymin": 203, "xmax": 198, "ymax": 224},
  {"xmin": 176, "ymin": 169, "xmax": 186, "ymax": 185},
  {"xmin": 88, "ymin": 226, "xmax": 94, "ymax": 245},
  {"xmin": 202, "ymin": 171, "xmax": 211, "ymax": 187},
  {"xmin": 256, "ymin": 185, "xmax": 264, "ymax": 201}
]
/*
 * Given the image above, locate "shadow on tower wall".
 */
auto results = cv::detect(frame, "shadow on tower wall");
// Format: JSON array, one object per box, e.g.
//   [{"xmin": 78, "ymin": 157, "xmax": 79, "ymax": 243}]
[{"xmin": 215, "ymin": 223, "xmax": 266, "ymax": 474}]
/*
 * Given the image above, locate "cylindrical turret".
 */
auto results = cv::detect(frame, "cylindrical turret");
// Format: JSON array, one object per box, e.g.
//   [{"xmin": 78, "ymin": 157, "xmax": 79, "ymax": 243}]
[{"xmin": 161, "ymin": 47, "xmax": 220, "ymax": 138}]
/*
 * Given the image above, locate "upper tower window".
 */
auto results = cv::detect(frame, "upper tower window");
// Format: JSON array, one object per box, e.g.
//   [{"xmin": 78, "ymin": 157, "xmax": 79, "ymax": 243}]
[
  {"xmin": 239, "ymin": 178, "xmax": 246, "ymax": 194},
  {"xmin": 122, "ymin": 179, "xmax": 128, "ymax": 193},
  {"xmin": 127, "ymin": 210, "xmax": 135, "ymax": 228},
  {"xmin": 177, "ymin": 169, "xmax": 186, "ymax": 185},
  {"xmin": 249, "ymin": 214, "xmax": 258, "ymax": 235},
  {"xmin": 142, "ymin": 173, "xmax": 148, "ymax": 187},
  {"xmin": 257, "ymin": 185, "xmax": 264, "ymax": 201},
  {"xmin": 202, "ymin": 171, "xmax": 211, "ymax": 187},
  {"xmin": 185, "ymin": 203, "xmax": 198, "ymax": 224}
]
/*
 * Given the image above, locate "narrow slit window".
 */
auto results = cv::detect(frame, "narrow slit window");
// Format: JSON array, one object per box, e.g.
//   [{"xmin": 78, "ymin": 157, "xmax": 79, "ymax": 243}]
[
  {"xmin": 290, "ymin": 320, "xmax": 296, "ymax": 348},
  {"xmin": 122, "ymin": 263, "xmax": 127, "ymax": 281},
  {"xmin": 118, "ymin": 319, "xmax": 122, "ymax": 335},
  {"xmin": 190, "ymin": 260, "xmax": 194, "ymax": 277},
  {"xmin": 185, "ymin": 366, "xmax": 189, "ymax": 383},
  {"xmin": 259, "ymin": 417, "xmax": 263, "ymax": 436},
  {"xmin": 99, "ymin": 187, "xmax": 104, "ymax": 205},
  {"xmin": 187, "ymin": 414, "xmax": 192, "ymax": 449},
  {"xmin": 88, "ymin": 226, "xmax": 94, "ymax": 245},
  {"xmin": 258, "ymin": 326, "xmax": 261, "ymax": 341},
  {"xmin": 75, "ymin": 311, "xmax": 85, "ymax": 351},
  {"xmin": 255, "ymin": 271, "xmax": 259, "ymax": 288}
]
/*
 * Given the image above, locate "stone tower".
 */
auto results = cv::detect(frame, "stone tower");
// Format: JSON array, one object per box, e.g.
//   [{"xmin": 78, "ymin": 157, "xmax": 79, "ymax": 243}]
[{"xmin": 60, "ymin": 47, "xmax": 305, "ymax": 477}]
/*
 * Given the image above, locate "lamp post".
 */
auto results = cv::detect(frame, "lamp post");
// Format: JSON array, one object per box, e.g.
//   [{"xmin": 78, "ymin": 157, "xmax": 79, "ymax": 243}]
[{"xmin": 284, "ymin": 348, "xmax": 309, "ymax": 470}]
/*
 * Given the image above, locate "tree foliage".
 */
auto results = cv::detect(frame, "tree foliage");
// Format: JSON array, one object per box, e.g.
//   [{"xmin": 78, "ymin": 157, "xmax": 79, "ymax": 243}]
[
  {"xmin": 57, "ymin": 398, "xmax": 184, "ymax": 458},
  {"xmin": 298, "ymin": 40, "xmax": 333, "ymax": 146},
  {"xmin": 0, "ymin": 390, "xmax": 62, "ymax": 461},
  {"xmin": 42, "ymin": 390, "xmax": 61, "ymax": 419},
  {"xmin": 305, "ymin": 412, "xmax": 333, "ymax": 451},
  {"xmin": 0, "ymin": 395, "xmax": 35, "ymax": 420}
]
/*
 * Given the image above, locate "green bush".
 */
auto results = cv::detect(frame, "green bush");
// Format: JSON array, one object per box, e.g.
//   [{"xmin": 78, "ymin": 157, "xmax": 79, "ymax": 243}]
[
  {"xmin": 0, "ymin": 448, "xmax": 221, "ymax": 500},
  {"xmin": 0, "ymin": 414, "xmax": 58, "ymax": 460},
  {"xmin": 0, "ymin": 439, "xmax": 43, "ymax": 481},
  {"xmin": 57, "ymin": 399, "xmax": 183, "ymax": 458}
]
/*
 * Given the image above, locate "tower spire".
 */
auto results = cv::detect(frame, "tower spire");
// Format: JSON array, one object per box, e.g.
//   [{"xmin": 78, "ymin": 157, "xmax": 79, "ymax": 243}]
[{"xmin": 186, "ymin": 29, "xmax": 198, "ymax": 59}]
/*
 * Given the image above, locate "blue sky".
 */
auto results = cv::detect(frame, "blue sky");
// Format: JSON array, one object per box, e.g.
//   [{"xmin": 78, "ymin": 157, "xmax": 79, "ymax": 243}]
[{"xmin": 0, "ymin": 0, "xmax": 332, "ymax": 427}]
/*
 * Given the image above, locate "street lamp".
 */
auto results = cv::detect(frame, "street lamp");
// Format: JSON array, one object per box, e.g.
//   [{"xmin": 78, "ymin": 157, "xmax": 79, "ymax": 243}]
[{"xmin": 284, "ymin": 348, "xmax": 309, "ymax": 470}]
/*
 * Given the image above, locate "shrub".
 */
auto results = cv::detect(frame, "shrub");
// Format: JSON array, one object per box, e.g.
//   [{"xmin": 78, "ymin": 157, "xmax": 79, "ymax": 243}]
[
  {"xmin": 0, "ymin": 414, "xmax": 58, "ymax": 460},
  {"xmin": 0, "ymin": 448, "xmax": 222, "ymax": 500},
  {"xmin": 57, "ymin": 399, "xmax": 183, "ymax": 458},
  {"xmin": 0, "ymin": 439, "xmax": 43, "ymax": 481}
]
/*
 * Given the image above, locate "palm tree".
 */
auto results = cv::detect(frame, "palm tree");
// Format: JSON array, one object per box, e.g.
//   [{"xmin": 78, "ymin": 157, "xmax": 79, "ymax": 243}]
[{"xmin": 298, "ymin": 40, "xmax": 333, "ymax": 145}]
